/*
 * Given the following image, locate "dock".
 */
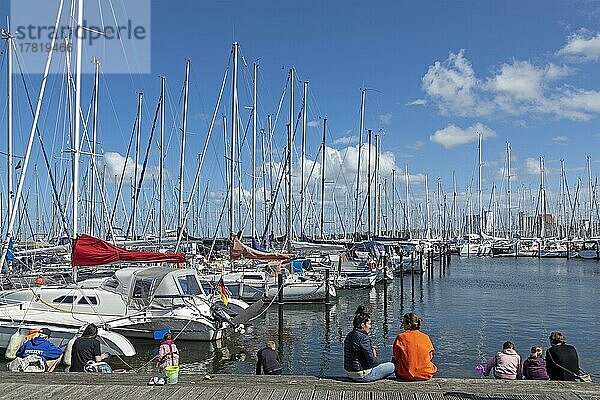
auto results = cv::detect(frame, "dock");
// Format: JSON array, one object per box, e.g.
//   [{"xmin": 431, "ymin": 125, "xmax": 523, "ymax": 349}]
[{"xmin": 0, "ymin": 373, "xmax": 598, "ymax": 399}]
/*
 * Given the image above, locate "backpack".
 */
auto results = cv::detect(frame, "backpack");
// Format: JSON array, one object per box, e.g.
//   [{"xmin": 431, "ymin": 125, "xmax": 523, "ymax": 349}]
[
  {"xmin": 7, "ymin": 355, "xmax": 46, "ymax": 373},
  {"xmin": 83, "ymin": 360, "xmax": 112, "ymax": 373}
]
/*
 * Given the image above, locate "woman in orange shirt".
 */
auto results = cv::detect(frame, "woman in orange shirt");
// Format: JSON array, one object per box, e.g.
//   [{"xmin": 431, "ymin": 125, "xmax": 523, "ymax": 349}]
[{"xmin": 392, "ymin": 313, "xmax": 437, "ymax": 381}]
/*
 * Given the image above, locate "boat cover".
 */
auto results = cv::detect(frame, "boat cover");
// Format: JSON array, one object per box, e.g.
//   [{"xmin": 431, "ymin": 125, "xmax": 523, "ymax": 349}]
[
  {"xmin": 72, "ymin": 234, "xmax": 187, "ymax": 266},
  {"xmin": 230, "ymin": 235, "xmax": 291, "ymax": 261}
]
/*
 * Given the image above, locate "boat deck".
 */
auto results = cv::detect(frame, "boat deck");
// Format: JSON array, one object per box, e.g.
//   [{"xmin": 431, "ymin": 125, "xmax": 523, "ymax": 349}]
[{"xmin": 0, "ymin": 372, "xmax": 598, "ymax": 399}]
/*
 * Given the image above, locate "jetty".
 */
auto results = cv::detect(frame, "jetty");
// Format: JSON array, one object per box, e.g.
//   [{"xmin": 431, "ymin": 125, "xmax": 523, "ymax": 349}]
[{"xmin": 0, "ymin": 373, "xmax": 597, "ymax": 400}]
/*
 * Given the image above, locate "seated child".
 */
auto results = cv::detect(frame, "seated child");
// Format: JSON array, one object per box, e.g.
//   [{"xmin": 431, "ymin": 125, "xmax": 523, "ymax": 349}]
[
  {"xmin": 522, "ymin": 345, "xmax": 549, "ymax": 380},
  {"xmin": 483, "ymin": 341, "xmax": 522, "ymax": 380}
]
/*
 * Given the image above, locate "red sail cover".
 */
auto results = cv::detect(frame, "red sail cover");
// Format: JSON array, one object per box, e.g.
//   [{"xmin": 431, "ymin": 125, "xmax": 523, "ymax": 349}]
[
  {"xmin": 230, "ymin": 235, "xmax": 291, "ymax": 261},
  {"xmin": 72, "ymin": 234, "xmax": 187, "ymax": 266}
]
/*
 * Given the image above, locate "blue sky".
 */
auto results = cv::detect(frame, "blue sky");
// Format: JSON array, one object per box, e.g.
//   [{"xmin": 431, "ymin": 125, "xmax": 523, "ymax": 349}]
[{"xmin": 2, "ymin": 0, "xmax": 600, "ymax": 237}]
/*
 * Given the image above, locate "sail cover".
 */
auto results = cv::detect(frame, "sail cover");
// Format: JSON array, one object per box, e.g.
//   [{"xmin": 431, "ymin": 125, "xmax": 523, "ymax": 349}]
[
  {"xmin": 72, "ymin": 234, "xmax": 187, "ymax": 266},
  {"xmin": 230, "ymin": 235, "xmax": 291, "ymax": 261}
]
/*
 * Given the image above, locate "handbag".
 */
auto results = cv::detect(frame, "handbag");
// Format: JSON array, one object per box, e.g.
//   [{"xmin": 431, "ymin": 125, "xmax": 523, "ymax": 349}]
[{"xmin": 547, "ymin": 351, "xmax": 592, "ymax": 382}]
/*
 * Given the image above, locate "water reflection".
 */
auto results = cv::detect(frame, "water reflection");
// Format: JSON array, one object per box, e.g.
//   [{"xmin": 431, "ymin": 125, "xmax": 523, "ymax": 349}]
[{"xmin": 116, "ymin": 257, "xmax": 599, "ymax": 378}]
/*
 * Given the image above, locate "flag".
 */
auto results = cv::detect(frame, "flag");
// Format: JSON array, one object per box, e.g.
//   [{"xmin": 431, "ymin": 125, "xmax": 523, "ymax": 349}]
[
  {"xmin": 6, "ymin": 239, "xmax": 14, "ymax": 261},
  {"xmin": 216, "ymin": 278, "xmax": 229, "ymax": 306}
]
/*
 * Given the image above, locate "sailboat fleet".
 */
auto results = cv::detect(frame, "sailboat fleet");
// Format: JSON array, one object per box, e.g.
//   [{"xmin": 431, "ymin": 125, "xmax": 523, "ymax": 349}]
[{"xmin": 0, "ymin": 0, "xmax": 598, "ymax": 364}]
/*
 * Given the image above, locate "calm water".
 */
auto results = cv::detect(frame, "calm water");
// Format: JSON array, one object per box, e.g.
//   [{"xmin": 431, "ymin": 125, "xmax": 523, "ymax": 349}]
[{"xmin": 117, "ymin": 256, "xmax": 600, "ymax": 378}]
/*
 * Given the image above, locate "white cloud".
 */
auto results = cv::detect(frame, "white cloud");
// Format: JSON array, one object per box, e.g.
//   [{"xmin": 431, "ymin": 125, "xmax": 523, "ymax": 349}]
[
  {"xmin": 552, "ymin": 135, "xmax": 569, "ymax": 143},
  {"xmin": 406, "ymin": 140, "xmax": 425, "ymax": 150},
  {"xmin": 104, "ymin": 151, "xmax": 160, "ymax": 182},
  {"xmin": 332, "ymin": 135, "xmax": 358, "ymax": 145},
  {"xmin": 307, "ymin": 120, "xmax": 321, "ymax": 128},
  {"xmin": 429, "ymin": 122, "xmax": 497, "ymax": 149},
  {"xmin": 379, "ymin": 112, "xmax": 393, "ymax": 125},
  {"xmin": 421, "ymin": 48, "xmax": 600, "ymax": 121},
  {"xmin": 557, "ymin": 31, "xmax": 600, "ymax": 62},
  {"xmin": 525, "ymin": 157, "xmax": 541, "ymax": 175},
  {"xmin": 406, "ymin": 99, "xmax": 427, "ymax": 106}
]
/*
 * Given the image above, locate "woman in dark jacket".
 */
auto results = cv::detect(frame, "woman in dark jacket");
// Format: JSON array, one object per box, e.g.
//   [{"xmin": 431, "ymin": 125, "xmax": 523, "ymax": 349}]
[
  {"xmin": 545, "ymin": 332, "xmax": 580, "ymax": 381},
  {"xmin": 343, "ymin": 306, "xmax": 394, "ymax": 382}
]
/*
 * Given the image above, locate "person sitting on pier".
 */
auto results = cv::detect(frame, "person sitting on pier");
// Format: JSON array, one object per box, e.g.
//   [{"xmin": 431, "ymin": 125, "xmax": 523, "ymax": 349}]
[
  {"xmin": 522, "ymin": 345, "xmax": 549, "ymax": 380},
  {"xmin": 545, "ymin": 332, "xmax": 580, "ymax": 381},
  {"xmin": 483, "ymin": 341, "xmax": 522, "ymax": 379},
  {"xmin": 392, "ymin": 313, "xmax": 437, "ymax": 381},
  {"xmin": 157, "ymin": 332, "xmax": 180, "ymax": 373},
  {"xmin": 343, "ymin": 306, "xmax": 395, "ymax": 382},
  {"xmin": 69, "ymin": 324, "xmax": 110, "ymax": 372},
  {"xmin": 255, "ymin": 341, "xmax": 282, "ymax": 375},
  {"xmin": 15, "ymin": 328, "xmax": 63, "ymax": 372}
]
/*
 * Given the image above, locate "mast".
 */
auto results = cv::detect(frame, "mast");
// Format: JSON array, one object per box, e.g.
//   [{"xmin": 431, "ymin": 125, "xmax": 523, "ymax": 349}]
[
  {"xmin": 89, "ymin": 58, "xmax": 100, "ymax": 236},
  {"xmin": 178, "ymin": 59, "xmax": 190, "ymax": 229},
  {"xmin": 159, "ymin": 76, "xmax": 165, "ymax": 242},
  {"xmin": 391, "ymin": 169, "xmax": 396, "ymax": 237},
  {"xmin": 478, "ymin": 132, "xmax": 483, "ymax": 236},
  {"xmin": 354, "ymin": 89, "xmax": 366, "ymax": 239},
  {"xmin": 320, "ymin": 118, "xmax": 327, "ymax": 238},
  {"xmin": 507, "ymin": 142, "xmax": 512, "ymax": 238},
  {"xmin": 300, "ymin": 81, "xmax": 308, "ymax": 239},
  {"xmin": 540, "ymin": 156, "xmax": 546, "ymax": 239},
  {"xmin": 375, "ymin": 132, "xmax": 380, "ymax": 236},
  {"xmin": 425, "ymin": 174, "xmax": 431, "ymax": 239},
  {"xmin": 132, "ymin": 92, "xmax": 143, "ymax": 238},
  {"xmin": 72, "ymin": 0, "xmax": 84, "ymax": 237},
  {"xmin": 367, "ymin": 129, "xmax": 372, "ymax": 238},
  {"xmin": 587, "ymin": 155, "xmax": 593, "ymax": 238},
  {"xmin": 405, "ymin": 165, "xmax": 411, "ymax": 239},
  {"xmin": 286, "ymin": 67, "xmax": 295, "ymax": 249},
  {"xmin": 3, "ymin": 31, "xmax": 13, "ymax": 223},
  {"xmin": 252, "ymin": 62, "xmax": 258, "ymax": 238},
  {"xmin": 229, "ymin": 43, "xmax": 238, "ymax": 235}
]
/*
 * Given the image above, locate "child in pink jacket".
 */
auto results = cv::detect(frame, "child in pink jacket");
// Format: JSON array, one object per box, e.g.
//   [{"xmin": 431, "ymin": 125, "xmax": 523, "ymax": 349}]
[{"xmin": 484, "ymin": 341, "xmax": 522, "ymax": 379}]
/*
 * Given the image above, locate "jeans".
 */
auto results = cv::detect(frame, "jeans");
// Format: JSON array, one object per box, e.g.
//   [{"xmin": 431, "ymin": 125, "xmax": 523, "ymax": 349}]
[{"xmin": 357, "ymin": 362, "xmax": 396, "ymax": 382}]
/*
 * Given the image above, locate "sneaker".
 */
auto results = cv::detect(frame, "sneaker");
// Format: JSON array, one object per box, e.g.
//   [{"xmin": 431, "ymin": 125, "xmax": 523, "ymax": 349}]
[
  {"xmin": 156, "ymin": 377, "xmax": 166, "ymax": 386},
  {"xmin": 147, "ymin": 377, "xmax": 155, "ymax": 386}
]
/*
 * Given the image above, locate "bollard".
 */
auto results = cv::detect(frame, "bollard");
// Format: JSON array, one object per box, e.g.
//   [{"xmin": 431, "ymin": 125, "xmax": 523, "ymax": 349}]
[
  {"xmin": 566, "ymin": 240, "xmax": 570, "ymax": 260},
  {"xmin": 400, "ymin": 260, "xmax": 404, "ymax": 299},
  {"xmin": 278, "ymin": 272, "xmax": 284, "ymax": 305},
  {"xmin": 537, "ymin": 241, "xmax": 541, "ymax": 259},
  {"xmin": 514, "ymin": 242, "xmax": 518, "ymax": 258},
  {"xmin": 324, "ymin": 269, "xmax": 330, "ymax": 305}
]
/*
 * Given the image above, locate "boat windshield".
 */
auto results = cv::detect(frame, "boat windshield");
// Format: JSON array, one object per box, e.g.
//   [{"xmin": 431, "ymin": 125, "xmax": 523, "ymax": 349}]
[{"xmin": 177, "ymin": 275, "xmax": 203, "ymax": 296}]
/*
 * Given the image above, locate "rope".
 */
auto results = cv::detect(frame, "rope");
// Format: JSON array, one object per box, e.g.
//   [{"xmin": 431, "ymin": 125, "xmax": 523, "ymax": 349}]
[{"xmin": 247, "ymin": 280, "xmax": 285, "ymax": 322}]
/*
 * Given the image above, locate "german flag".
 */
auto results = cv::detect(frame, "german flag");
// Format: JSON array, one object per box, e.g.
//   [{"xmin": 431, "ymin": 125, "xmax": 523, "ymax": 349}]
[{"xmin": 216, "ymin": 278, "xmax": 229, "ymax": 306}]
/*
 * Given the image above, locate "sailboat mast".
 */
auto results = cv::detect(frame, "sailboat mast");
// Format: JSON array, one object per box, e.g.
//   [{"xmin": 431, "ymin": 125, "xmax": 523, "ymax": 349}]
[
  {"xmin": 159, "ymin": 76, "xmax": 165, "ymax": 242},
  {"xmin": 229, "ymin": 43, "xmax": 238, "ymax": 235},
  {"xmin": 72, "ymin": 0, "xmax": 84, "ymax": 237},
  {"xmin": 132, "ymin": 92, "xmax": 143, "ymax": 238},
  {"xmin": 320, "ymin": 118, "xmax": 327, "ymax": 238},
  {"xmin": 252, "ymin": 63, "xmax": 258, "ymax": 238},
  {"xmin": 391, "ymin": 169, "xmax": 395, "ymax": 237},
  {"xmin": 354, "ymin": 89, "xmax": 366, "ymax": 239},
  {"xmin": 425, "ymin": 174, "xmax": 431, "ymax": 239},
  {"xmin": 300, "ymin": 81, "xmax": 308, "ymax": 239},
  {"xmin": 478, "ymin": 132, "xmax": 483, "ymax": 235},
  {"xmin": 587, "ymin": 155, "xmax": 593, "ymax": 238},
  {"xmin": 89, "ymin": 58, "xmax": 100, "ymax": 236},
  {"xmin": 405, "ymin": 165, "xmax": 411, "ymax": 239},
  {"xmin": 286, "ymin": 67, "xmax": 295, "ymax": 248},
  {"xmin": 507, "ymin": 142, "xmax": 512, "ymax": 238},
  {"xmin": 178, "ymin": 59, "xmax": 190, "ymax": 229},
  {"xmin": 540, "ymin": 156, "xmax": 546, "ymax": 239},
  {"xmin": 4, "ymin": 31, "xmax": 13, "ymax": 222},
  {"xmin": 367, "ymin": 129, "xmax": 372, "ymax": 238}
]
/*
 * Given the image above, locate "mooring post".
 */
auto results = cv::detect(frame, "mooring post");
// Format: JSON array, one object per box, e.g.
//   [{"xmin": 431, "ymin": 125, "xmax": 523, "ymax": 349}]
[
  {"xmin": 278, "ymin": 271, "xmax": 284, "ymax": 305},
  {"xmin": 324, "ymin": 268, "xmax": 330, "ymax": 305}
]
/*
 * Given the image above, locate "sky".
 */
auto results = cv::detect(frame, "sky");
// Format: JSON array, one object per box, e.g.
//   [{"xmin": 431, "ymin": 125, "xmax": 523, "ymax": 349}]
[{"xmin": 1, "ymin": 0, "xmax": 600, "ymax": 238}]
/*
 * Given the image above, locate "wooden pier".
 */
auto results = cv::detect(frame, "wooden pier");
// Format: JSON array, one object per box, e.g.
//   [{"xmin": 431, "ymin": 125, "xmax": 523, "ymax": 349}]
[{"xmin": 0, "ymin": 372, "xmax": 598, "ymax": 399}]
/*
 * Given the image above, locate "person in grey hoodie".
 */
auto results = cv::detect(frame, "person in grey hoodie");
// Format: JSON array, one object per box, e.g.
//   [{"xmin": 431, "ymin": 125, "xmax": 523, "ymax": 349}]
[{"xmin": 484, "ymin": 341, "xmax": 522, "ymax": 379}]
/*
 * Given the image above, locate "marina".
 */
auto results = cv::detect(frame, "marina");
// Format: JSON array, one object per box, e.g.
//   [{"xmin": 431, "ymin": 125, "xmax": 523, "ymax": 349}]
[{"xmin": 0, "ymin": 0, "xmax": 599, "ymax": 395}]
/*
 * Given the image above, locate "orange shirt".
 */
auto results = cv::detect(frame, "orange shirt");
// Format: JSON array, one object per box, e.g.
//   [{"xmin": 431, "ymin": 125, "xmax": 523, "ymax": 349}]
[{"xmin": 393, "ymin": 329, "xmax": 437, "ymax": 381}]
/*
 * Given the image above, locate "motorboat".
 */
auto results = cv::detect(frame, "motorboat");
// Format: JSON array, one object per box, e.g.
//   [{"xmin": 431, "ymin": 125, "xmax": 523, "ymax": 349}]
[{"xmin": 0, "ymin": 266, "xmax": 250, "ymax": 341}]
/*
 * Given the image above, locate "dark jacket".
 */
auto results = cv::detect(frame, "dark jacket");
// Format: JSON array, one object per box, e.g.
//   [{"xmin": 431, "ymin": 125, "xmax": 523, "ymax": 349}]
[
  {"xmin": 256, "ymin": 347, "xmax": 282, "ymax": 375},
  {"xmin": 343, "ymin": 328, "xmax": 376, "ymax": 372},
  {"xmin": 546, "ymin": 344, "xmax": 580, "ymax": 381},
  {"xmin": 522, "ymin": 357, "xmax": 549, "ymax": 380},
  {"xmin": 15, "ymin": 336, "xmax": 63, "ymax": 364}
]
